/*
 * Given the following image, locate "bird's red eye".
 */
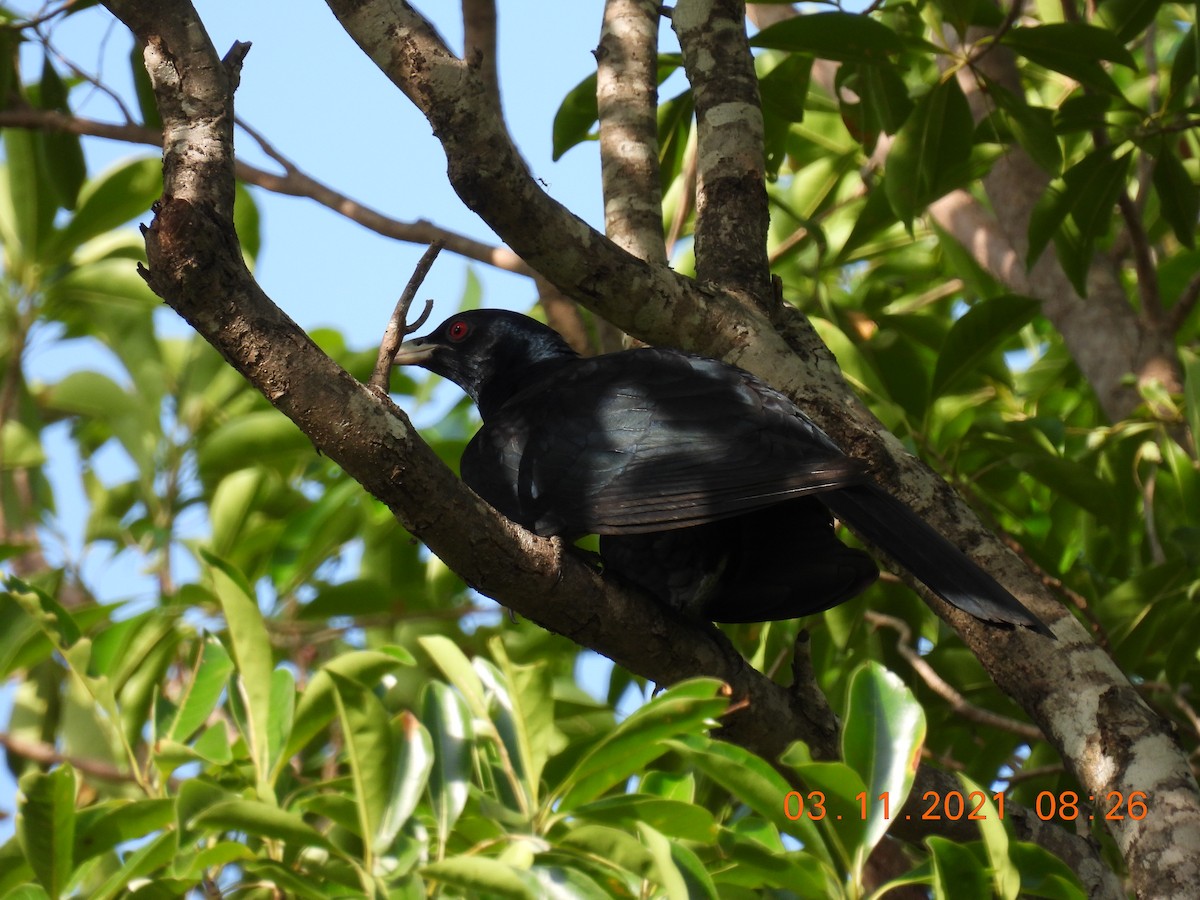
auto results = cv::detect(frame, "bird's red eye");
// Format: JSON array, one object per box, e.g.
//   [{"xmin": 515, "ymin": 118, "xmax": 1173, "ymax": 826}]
[{"xmin": 447, "ymin": 320, "xmax": 471, "ymax": 342}]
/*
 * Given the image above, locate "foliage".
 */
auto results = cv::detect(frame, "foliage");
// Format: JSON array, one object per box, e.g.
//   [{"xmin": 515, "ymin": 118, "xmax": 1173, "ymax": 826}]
[{"xmin": 0, "ymin": 0, "xmax": 1197, "ymax": 895}]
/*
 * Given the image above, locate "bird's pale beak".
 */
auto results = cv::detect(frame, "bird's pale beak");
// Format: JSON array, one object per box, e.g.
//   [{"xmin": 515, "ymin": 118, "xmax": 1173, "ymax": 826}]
[{"xmin": 393, "ymin": 338, "xmax": 437, "ymax": 366}]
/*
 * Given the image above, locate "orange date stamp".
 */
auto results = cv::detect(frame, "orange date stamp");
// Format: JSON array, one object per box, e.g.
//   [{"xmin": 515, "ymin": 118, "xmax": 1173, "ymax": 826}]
[{"xmin": 783, "ymin": 789, "xmax": 1149, "ymax": 822}]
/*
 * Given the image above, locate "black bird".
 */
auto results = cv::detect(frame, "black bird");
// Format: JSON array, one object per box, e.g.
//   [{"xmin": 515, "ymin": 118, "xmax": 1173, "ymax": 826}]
[{"xmin": 394, "ymin": 309, "xmax": 1052, "ymax": 636}]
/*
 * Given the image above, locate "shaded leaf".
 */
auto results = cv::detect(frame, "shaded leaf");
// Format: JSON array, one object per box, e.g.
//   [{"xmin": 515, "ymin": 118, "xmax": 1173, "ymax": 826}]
[
  {"xmin": 884, "ymin": 77, "xmax": 975, "ymax": 227},
  {"xmin": 752, "ymin": 12, "xmax": 905, "ymax": 64},
  {"xmin": 16, "ymin": 765, "xmax": 76, "ymax": 897},
  {"xmin": 931, "ymin": 295, "xmax": 1041, "ymax": 398}
]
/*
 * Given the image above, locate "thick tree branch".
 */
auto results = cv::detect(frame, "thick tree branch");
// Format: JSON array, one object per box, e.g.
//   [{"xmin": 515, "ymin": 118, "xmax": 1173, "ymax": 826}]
[
  {"xmin": 597, "ymin": 0, "xmax": 666, "ymax": 264},
  {"xmin": 673, "ymin": 0, "xmax": 771, "ymax": 298},
  {"xmin": 462, "ymin": 0, "xmax": 500, "ymax": 112}
]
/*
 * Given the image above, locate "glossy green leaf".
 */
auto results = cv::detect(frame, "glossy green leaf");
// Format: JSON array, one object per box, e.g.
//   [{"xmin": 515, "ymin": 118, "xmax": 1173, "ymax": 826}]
[
  {"xmin": 421, "ymin": 856, "xmax": 538, "ymax": 898},
  {"xmin": 190, "ymin": 798, "xmax": 336, "ymax": 852},
  {"xmin": 87, "ymin": 830, "xmax": 178, "ymax": 900},
  {"xmin": 884, "ymin": 77, "xmax": 975, "ymax": 228},
  {"xmin": 74, "ymin": 798, "xmax": 175, "ymax": 865},
  {"xmin": 638, "ymin": 822, "xmax": 689, "ymax": 899},
  {"xmin": 782, "ymin": 754, "xmax": 870, "ymax": 871},
  {"xmin": 282, "ymin": 647, "xmax": 414, "ymax": 766},
  {"xmin": 163, "ymin": 637, "xmax": 234, "ymax": 743},
  {"xmin": 377, "ymin": 711, "xmax": 434, "ymax": 853},
  {"xmin": 551, "ymin": 72, "xmax": 597, "ymax": 161},
  {"xmin": 1182, "ymin": 349, "xmax": 1200, "ymax": 450},
  {"xmin": 555, "ymin": 679, "xmax": 726, "ymax": 809},
  {"xmin": 1167, "ymin": 25, "xmax": 1197, "ymax": 112},
  {"xmin": 931, "ymin": 295, "xmax": 1041, "ymax": 398},
  {"xmin": 1009, "ymin": 841, "xmax": 1089, "ymax": 898},
  {"xmin": 44, "ymin": 157, "xmax": 161, "ymax": 264},
  {"xmin": 208, "ymin": 467, "xmax": 267, "ymax": 556},
  {"xmin": 669, "ymin": 733, "xmax": 827, "ymax": 856},
  {"xmin": 572, "ymin": 794, "xmax": 716, "ymax": 842},
  {"xmin": 202, "ymin": 551, "xmax": 274, "ymax": 790},
  {"xmin": 842, "ymin": 662, "xmax": 926, "ymax": 880},
  {"xmin": 419, "ymin": 634, "xmax": 490, "ymax": 720},
  {"xmin": 421, "ymin": 680, "xmax": 472, "ymax": 849},
  {"xmin": 330, "ymin": 671, "xmax": 394, "ymax": 864},
  {"xmin": 16, "ymin": 765, "xmax": 76, "ymax": 897},
  {"xmin": 751, "ymin": 12, "xmax": 905, "ymax": 64},
  {"xmin": 928, "ymin": 836, "xmax": 990, "ymax": 900}
]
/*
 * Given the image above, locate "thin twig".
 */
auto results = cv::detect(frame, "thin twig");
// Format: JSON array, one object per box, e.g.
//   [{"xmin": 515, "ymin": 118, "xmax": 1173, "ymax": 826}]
[
  {"xmin": 865, "ymin": 611, "xmax": 1045, "ymax": 743},
  {"xmin": 369, "ymin": 241, "xmax": 444, "ymax": 392},
  {"xmin": 0, "ymin": 731, "xmax": 136, "ymax": 783},
  {"xmin": 1168, "ymin": 270, "xmax": 1200, "ymax": 333}
]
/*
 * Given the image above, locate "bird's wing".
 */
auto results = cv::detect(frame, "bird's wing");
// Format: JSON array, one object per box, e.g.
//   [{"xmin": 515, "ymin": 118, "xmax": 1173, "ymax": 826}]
[{"xmin": 461, "ymin": 349, "xmax": 869, "ymax": 537}]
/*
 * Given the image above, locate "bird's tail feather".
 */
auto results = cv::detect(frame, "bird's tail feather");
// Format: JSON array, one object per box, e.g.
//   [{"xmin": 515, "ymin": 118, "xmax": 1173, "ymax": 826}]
[{"xmin": 821, "ymin": 484, "xmax": 1054, "ymax": 637}]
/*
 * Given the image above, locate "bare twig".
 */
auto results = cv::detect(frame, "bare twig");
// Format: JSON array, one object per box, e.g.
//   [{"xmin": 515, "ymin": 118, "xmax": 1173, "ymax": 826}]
[
  {"xmin": 370, "ymin": 241, "xmax": 443, "ymax": 392},
  {"xmin": 1169, "ymin": 270, "xmax": 1200, "ymax": 333},
  {"xmin": 0, "ymin": 731, "xmax": 136, "ymax": 783},
  {"xmin": 865, "ymin": 611, "xmax": 1045, "ymax": 743}
]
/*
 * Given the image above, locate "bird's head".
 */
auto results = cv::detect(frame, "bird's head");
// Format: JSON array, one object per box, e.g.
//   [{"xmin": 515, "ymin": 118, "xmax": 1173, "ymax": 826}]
[{"xmin": 394, "ymin": 309, "xmax": 578, "ymax": 418}]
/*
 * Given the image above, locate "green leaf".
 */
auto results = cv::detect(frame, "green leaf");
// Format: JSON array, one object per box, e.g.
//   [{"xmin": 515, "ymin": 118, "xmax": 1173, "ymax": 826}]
[
  {"xmin": 573, "ymin": 794, "xmax": 716, "ymax": 842},
  {"xmin": 421, "ymin": 857, "xmax": 538, "ymax": 899},
  {"xmin": 1, "ymin": 129, "xmax": 58, "ymax": 266},
  {"xmin": 1181, "ymin": 348, "xmax": 1200, "ymax": 451},
  {"xmin": 1097, "ymin": 0, "xmax": 1163, "ymax": 43},
  {"xmin": 129, "ymin": 44, "xmax": 162, "ymax": 128},
  {"xmin": 202, "ymin": 551, "xmax": 274, "ymax": 792},
  {"xmin": 668, "ymin": 733, "xmax": 833, "ymax": 866},
  {"xmin": 36, "ymin": 56, "xmax": 87, "ymax": 212},
  {"xmin": 1027, "ymin": 147, "xmax": 1130, "ymax": 280},
  {"xmin": 16, "ymin": 765, "xmax": 76, "ymax": 897},
  {"xmin": 751, "ymin": 12, "xmax": 905, "ymax": 64},
  {"xmin": 931, "ymin": 295, "xmax": 1041, "ymax": 398},
  {"xmin": 44, "ymin": 157, "xmax": 161, "ymax": 264},
  {"xmin": 421, "ymin": 681, "xmax": 472, "ymax": 849},
  {"xmin": 0, "ymin": 420, "xmax": 46, "ymax": 469},
  {"xmin": 330, "ymin": 671, "xmax": 394, "ymax": 866},
  {"xmin": 842, "ymin": 662, "xmax": 926, "ymax": 881},
  {"xmin": 163, "ymin": 637, "xmax": 234, "ymax": 743},
  {"xmin": 1001, "ymin": 24, "xmax": 1135, "ymax": 96},
  {"xmin": 74, "ymin": 798, "xmax": 175, "ymax": 865},
  {"xmin": 196, "ymin": 410, "xmax": 313, "ymax": 480},
  {"xmin": 378, "ymin": 710, "xmax": 434, "ymax": 854},
  {"xmin": 1152, "ymin": 141, "xmax": 1198, "ymax": 250},
  {"xmin": 884, "ymin": 77, "xmax": 975, "ymax": 228},
  {"xmin": 958, "ymin": 774, "xmax": 1020, "ymax": 899},
  {"xmin": 190, "ymin": 798, "xmax": 336, "ymax": 852},
  {"xmin": 282, "ymin": 647, "xmax": 414, "ymax": 767},
  {"xmin": 552, "ymin": 72, "xmax": 597, "ymax": 161},
  {"xmin": 928, "ymin": 836, "xmax": 990, "ymax": 899},
  {"xmin": 208, "ymin": 467, "xmax": 267, "ymax": 556},
  {"xmin": 1167, "ymin": 25, "xmax": 1197, "ymax": 112},
  {"xmin": 985, "ymin": 84, "xmax": 1061, "ymax": 174},
  {"xmin": 555, "ymin": 679, "xmax": 726, "ymax": 809},
  {"xmin": 87, "ymin": 830, "xmax": 178, "ymax": 900}
]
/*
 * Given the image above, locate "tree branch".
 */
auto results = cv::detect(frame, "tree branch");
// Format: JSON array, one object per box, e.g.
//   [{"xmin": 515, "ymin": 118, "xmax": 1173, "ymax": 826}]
[
  {"xmin": 673, "ymin": 0, "xmax": 771, "ymax": 298},
  {"xmin": 597, "ymin": 0, "xmax": 666, "ymax": 264}
]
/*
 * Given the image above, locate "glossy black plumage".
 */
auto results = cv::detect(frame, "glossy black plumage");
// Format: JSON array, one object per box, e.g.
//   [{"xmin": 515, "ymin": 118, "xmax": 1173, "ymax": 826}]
[{"xmin": 395, "ymin": 309, "xmax": 1052, "ymax": 636}]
